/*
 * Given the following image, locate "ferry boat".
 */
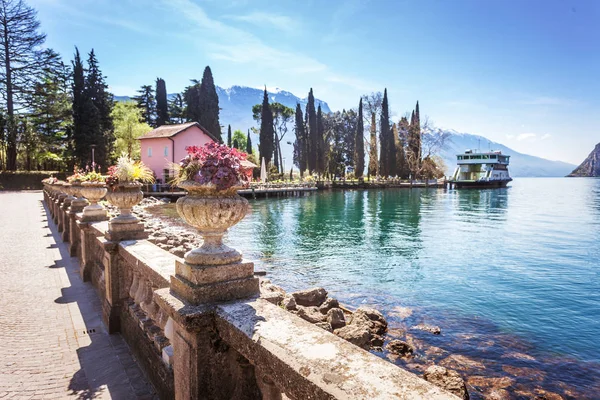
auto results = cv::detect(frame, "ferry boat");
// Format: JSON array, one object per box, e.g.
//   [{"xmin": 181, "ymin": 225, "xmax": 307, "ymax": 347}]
[{"xmin": 449, "ymin": 150, "xmax": 512, "ymax": 188}]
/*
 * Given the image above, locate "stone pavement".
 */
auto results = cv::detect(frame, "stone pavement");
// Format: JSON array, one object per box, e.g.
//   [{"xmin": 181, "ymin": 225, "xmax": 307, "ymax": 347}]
[{"xmin": 0, "ymin": 191, "xmax": 157, "ymax": 399}]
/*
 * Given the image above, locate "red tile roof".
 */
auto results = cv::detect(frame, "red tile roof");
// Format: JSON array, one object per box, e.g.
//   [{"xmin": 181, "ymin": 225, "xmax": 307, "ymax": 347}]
[{"xmin": 138, "ymin": 122, "xmax": 219, "ymax": 142}]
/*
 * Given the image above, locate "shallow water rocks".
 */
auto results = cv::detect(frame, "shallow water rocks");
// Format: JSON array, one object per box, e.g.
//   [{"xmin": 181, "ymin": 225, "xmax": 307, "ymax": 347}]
[
  {"xmin": 385, "ymin": 340, "xmax": 414, "ymax": 357},
  {"xmin": 319, "ymin": 297, "xmax": 339, "ymax": 314},
  {"xmin": 297, "ymin": 306, "xmax": 327, "ymax": 324},
  {"xmin": 315, "ymin": 322, "xmax": 333, "ymax": 332},
  {"xmin": 352, "ymin": 307, "xmax": 388, "ymax": 336},
  {"xmin": 440, "ymin": 354, "xmax": 486, "ymax": 372},
  {"xmin": 291, "ymin": 287, "xmax": 328, "ymax": 307},
  {"xmin": 334, "ymin": 324, "xmax": 371, "ymax": 350},
  {"xmin": 423, "ymin": 365, "xmax": 469, "ymax": 400},
  {"xmin": 280, "ymin": 295, "xmax": 297, "ymax": 311},
  {"xmin": 327, "ymin": 308, "xmax": 346, "ymax": 330},
  {"xmin": 259, "ymin": 279, "xmax": 286, "ymax": 305},
  {"xmin": 411, "ymin": 323, "xmax": 442, "ymax": 335}
]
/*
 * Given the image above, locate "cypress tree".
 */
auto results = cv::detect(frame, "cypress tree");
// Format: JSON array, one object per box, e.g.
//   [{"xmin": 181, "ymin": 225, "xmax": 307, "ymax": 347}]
[
  {"xmin": 227, "ymin": 124, "xmax": 232, "ymax": 147},
  {"xmin": 379, "ymin": 89, "xmax": 391, "ymax": 177},
  {"xmin": 155, "ymin": 78, "xmax": 169, "ymax": 126},
  {"xmin": 168, "ymin": 93, "xmax": 185, "ymax": 124},
  {"xmin": 293, "ymin": 103, "xmax": 307, "ymax": 177},
  {"xmin": 233, "ymin": 138, "xmax": 239, "ymax": 149},
  {"xmin": 306, "ymin": 88, "xmax": 317, "ymax": 173},
  {"xmin": 397, "ymin": 117, "xmax": 410, "ymax": 179},
  {"xmin": 246, "ymin": 130, "xmax": 252, "ymax": 154},
  {"xmin": 316, "ymin": 104, "xmax": 325, "ymax": 175},
  {"xmin": 368, "ymin": 112, "xmax": 378, "ymax": 178},
  {"xmin": 414, "ymin": 101, "xmax": 421, "ymax": 161},
  {"xmin": 259, "ymin": 88, "xmax": 274, "ymax": 166},
  {"xmin": 198, "ymin": 66, "xmax": 222, "ymax": 142},
  {"xmin": 354, "ymin": 98, "xmax": 365, "ymax": 178}
]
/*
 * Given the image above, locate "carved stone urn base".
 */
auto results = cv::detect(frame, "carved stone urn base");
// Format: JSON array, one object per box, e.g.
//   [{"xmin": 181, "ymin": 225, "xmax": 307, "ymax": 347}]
[
  {"xmin": 80, "ymin": 184, "xmax": 108, "ymax": 222},
  {"xmin": 171, "ymin": 180, "xmax": 259, "ymax": 304},
  {"xmin": 105, "ymin": 182, "xmax": 146, "ymax": 241}
]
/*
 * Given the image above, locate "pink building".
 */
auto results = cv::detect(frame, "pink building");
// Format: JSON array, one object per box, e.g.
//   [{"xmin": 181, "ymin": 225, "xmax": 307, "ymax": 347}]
[{"xmin": 139, "ymin": 122, "xmax": 219, "ymax": 183}]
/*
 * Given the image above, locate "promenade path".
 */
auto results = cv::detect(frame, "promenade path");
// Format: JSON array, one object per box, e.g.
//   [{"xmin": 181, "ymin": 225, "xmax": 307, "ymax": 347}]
[{"xmin": 0, "ymin": 191, "xmax": 157, "ymax": 399}]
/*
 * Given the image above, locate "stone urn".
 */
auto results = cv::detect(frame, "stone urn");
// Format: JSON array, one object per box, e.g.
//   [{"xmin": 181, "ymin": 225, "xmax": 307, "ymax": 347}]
[
  {"xmin": 69, "ymin": 182, "xmax": 89, "ymax": 209},
  {"xmin": 80, "ymin": 182, "xmax": 108, "ymax": 219},
  {"xmin": 105, "ymin": 181, "xmax": 144, "ymax": 224},
  {"xmin": 176, "ymin": 180, "xmax": 248, "ymax": 265}
]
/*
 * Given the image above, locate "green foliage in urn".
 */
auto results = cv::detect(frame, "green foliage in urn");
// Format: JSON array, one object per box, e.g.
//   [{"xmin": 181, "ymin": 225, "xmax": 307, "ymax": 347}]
[{"xmin": 105, "ymin": 154, "xmax": 154, "ymax": 189}]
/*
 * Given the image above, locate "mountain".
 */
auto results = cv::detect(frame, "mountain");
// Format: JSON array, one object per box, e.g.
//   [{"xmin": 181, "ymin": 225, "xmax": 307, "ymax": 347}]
[
  {"xmin": 567, "ymin": 143, "xmax": 600, "ymax": 177},
  {"xmin": 440, "ymin": 130, "xmax": 576, "ymax": 177}
]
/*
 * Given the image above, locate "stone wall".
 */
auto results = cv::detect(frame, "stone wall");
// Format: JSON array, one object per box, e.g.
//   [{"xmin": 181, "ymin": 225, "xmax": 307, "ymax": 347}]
[{"xmin": 44, "ymin": 184, "xmax": 459, "ymax": 400}]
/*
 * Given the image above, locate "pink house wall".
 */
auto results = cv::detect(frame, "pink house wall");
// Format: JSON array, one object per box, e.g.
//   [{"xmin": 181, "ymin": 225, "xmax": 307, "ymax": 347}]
[{"xmin": 139, "ymin": 126, "xmax": 215, "ymax": 183}]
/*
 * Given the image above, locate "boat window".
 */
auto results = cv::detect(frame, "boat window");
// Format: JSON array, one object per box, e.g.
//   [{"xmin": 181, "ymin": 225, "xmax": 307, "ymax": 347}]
[
  {"xmin": 490, "ymin": 155, "xmax": 497, "ymax": 159},
  {"xmin": 483, "ymin": 155, "xmax": 489, "ymax": 159},
  {"xmin": 458, "ymin": 156, "xmax": 463, "ymax": 160}
]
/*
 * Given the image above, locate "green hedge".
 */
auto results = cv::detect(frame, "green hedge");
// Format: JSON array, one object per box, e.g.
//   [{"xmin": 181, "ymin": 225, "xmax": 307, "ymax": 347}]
[{"xmin": 0, "ymin": 171, "xmax": 67, "ymax": 190}]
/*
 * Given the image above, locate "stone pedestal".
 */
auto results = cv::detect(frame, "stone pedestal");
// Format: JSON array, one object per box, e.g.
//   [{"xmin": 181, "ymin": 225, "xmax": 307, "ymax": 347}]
[
  {"xmin": 106, "ymin": 221, "xmax": 148, "ymax": 242},
  {"xmin": 77, "ymin": 217, "xmax": 107, "ymax": 281},
  {"xmin": 100, "ymin": 239, "xmax": 122, "ymax": 333},
  {"xmin": 68, "ymin": 200, "xmax": 87, "ymax": 257},
  {"xmin": 60, "ymin": 197, "xmax": 74, "ymax": 241},
  {"xmin": 170, "ymin": 259, "xmax": 259, "ymax": 305},
  {"xmin": 54, "ymin": 193, "xmax": 67, "ymax": 226}
]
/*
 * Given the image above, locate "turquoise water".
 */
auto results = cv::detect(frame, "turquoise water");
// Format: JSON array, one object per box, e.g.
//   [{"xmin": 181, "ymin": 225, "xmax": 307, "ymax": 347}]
[{"xmin": 226, "ymin": 177, "xmax": 600, "ymax": 395}]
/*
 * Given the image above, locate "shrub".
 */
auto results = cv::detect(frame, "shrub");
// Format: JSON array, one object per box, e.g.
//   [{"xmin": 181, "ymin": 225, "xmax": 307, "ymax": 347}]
[{"xmin": 0, "ymin": 171, "xmax": 66, "ymax": 190}]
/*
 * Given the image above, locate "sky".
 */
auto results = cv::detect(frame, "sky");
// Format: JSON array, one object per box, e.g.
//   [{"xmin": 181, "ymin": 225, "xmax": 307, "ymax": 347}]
[{"xmin": 29, "ymin": 0, "xmax": 600, "ymax": 165}]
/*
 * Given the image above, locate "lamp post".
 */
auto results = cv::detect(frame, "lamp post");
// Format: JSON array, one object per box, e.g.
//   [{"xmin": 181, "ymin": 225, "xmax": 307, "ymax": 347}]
[{"xmin": 91, "ymin": 145, "xmax": 96, "ymax": 167}]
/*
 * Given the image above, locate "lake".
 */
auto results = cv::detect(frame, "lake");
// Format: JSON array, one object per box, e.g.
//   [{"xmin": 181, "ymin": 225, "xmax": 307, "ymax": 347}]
[{"xmin": 224, "ymin": 177, "xmax": 600, "ymax": 397}]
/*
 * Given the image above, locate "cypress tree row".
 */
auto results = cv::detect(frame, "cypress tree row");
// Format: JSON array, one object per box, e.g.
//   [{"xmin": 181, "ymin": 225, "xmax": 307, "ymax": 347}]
[
  {"xmin": 183, "ymin": 79, "xmax": 201, "ymax": 123},
  {"xmin": 227, "ymin": 124, "xmax": 232, "ymax": 147},
  {"xmin": 198, "ymin": 66, "xmax": 222, "ymax": 142},
  {"xmin": 306, "ymin": 88, "xmax": 317, "ymax": 173},
  {"xmin": 368, "ymin": 112, "xmax": 378, "ymax": 178},
  {"xmin": 246, "ymin": 130, "xmax": 253, "ymax": 154},
  {"xmin": 233, "ymin": 139, "xmax": 239, "ymax": 149},
  {"xmin": 258, "ymin": 88, "xmax": 274, "ymax": 166},
  {"xmin": 293, "ymin": 103, "xmax": 307, "ymax": 177},
  {"xmin": 354, "ymin": 98, "xmax": 365, "ymax": 178},
  {"xmin": 155, "ymin": 78, "xmax": 169, "ymax": 126}
]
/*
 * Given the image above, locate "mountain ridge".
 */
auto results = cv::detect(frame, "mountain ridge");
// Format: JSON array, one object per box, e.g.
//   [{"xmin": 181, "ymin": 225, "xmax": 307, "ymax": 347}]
[{"xmin": 567, "ymin": 143, "xmax": 600, "ymax": 177}]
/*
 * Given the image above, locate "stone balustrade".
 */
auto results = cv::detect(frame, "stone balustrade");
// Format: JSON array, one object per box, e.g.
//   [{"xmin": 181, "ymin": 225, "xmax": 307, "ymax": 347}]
[{"xmin": 42, "ymin": 184, "xmax": 458, "ymax": 400}]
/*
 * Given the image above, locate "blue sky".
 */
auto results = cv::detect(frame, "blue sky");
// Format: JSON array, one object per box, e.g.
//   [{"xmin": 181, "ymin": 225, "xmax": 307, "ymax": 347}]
[{"xmin": 30, "ymin": 0, "xmax": 599, "ymax": 164}]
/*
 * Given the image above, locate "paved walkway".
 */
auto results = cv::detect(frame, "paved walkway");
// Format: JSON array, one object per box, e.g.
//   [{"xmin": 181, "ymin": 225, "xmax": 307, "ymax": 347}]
[{"xmin": 0, "ymin": 191, "xmax": 157, "ymax": 399}]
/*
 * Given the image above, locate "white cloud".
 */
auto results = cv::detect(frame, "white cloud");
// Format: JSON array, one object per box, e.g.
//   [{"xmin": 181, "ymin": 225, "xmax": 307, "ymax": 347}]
[
  {"xmin": 540, "ymin": 133, "xmax": 552, "ymax": 140},
  {"xmin": 160, "ymin": 0, "xmax": 375, "ymax": 91},
  {"xmin": 226, "ymin": 12, "xmax": 299, "ymax": 32},
  {"xmin": 517, "ymin": 133, "xmax": 537, "ymax": 141}
]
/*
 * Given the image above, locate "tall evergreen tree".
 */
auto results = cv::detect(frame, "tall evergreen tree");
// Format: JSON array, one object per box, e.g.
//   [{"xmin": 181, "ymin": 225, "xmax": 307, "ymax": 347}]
[
  {"xmin": 71, "ymin": 47, "xmax": 87, "ymax": 166},
  {"xmin": 155, "ymin": 77, "xmax": 169, "ymax": 126},
  {"xmin": 84, "ymin": 49, "xmax": 113, "ymax": 169},
  {"xmin": 408, "ymin": 104, "xmax": 422, "ymax": 178},
  {"xmin": 227, "ymin": 124, "xmax": 232, "ymax": 147},
  {"xmin": 368, "ymin": 112, "xmax": 378, "ymax": 178},
  {"xmin": 398, "ymin": 117, "xmax": 410, "ymax": 178},
  {"xmin": 133, "ymin": 85, "xmax": 155, "ymax": 126},
  {"xmin": 183, "ymin": 79, "xmax": 201, "ymax": 123},
  {"xmin": 233, "ymin": 138, "xmax": 239, "ymax": 149},
  {"xmin": 306, "ymin": 88, "xmax": 317, "ymax": 173},
  {"xmin": 316, "ymin": 104, "xmax": 325, "ymax": 175},
  {"xmin": 379, "ymin": 88, "xmax": 392, "ymax": 177},
  {"xmin": 0, "ymin": 0, "xmax": 59, "ymax": 170},
  {"xmin": 197, "ymin": 66, "xmax": 222, "ymax": 141},
  {"xmin": 293, "ymin": 103, "xmax": 307, "ymax": 177},
  {"xmin": 354, "ymin": 98, "xmax": 365, "ymax": 178},
  {"xmin": 258, "ymin": 88, "xmax": 274, "ymax": 166},
  {"xmin": 246, "ymin": 129, "xmax": 252, "ymax": 154},
  {"xmin": 168, "ymin": 93, "xmax": 185, "ymax": 124}
]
